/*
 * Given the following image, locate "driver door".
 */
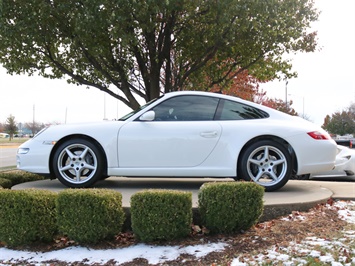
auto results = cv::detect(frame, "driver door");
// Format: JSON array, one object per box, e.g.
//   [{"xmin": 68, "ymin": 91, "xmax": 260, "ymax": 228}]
[{"xmin": 117, "ymin": 95, "xmax": 222, "ymax": 168}]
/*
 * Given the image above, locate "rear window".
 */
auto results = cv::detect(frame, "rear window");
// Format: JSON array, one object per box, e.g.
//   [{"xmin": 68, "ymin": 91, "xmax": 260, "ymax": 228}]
[{"xmin": 217, "ymin": 100, "xmax": 269, "ymax": 120}]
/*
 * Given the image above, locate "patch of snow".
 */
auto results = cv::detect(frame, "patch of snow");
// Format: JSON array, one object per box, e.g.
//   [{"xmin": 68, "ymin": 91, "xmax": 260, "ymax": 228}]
[
  {"xmin": 231, "ymin": 200, "xmax": 355, "ymax": 265},
  {"xmin": 0, "ymin": 242, "xmax": 227, "ymax": 265}
]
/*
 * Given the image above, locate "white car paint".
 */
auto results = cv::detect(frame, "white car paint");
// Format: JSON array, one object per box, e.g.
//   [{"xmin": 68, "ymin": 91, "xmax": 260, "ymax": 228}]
[
  {"xmin": 16, "ymin": 91, "xmax": 338, "ymax": 191},
  {"xmin": 118, "ymin": 121, "xmax": 222, "ymax": 167}
]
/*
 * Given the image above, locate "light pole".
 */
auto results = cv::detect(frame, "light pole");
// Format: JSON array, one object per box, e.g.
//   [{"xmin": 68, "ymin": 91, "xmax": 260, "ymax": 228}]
[
  {"xmin": 288, "ymin": 93, "xmax": 305, "ymax": 117},
  {"xmin": 285, "ymin": 80, "xmax": 288, "ymax": 111}
]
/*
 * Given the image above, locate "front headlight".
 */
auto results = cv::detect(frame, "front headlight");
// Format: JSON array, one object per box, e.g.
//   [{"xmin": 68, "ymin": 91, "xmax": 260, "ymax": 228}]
[{"xmin": 17, "ymin": 148, "xmax": 30, "ymax": 154}]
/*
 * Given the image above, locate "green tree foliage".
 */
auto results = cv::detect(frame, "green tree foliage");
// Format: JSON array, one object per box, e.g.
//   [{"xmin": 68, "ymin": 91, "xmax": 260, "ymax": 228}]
[
  {"xmin": 322, "ymin": 106, "xmax": 355, "ymax": 136},
  {"xmin": 0, "ymin": 0, "xmax": 319, "ymax": 109},
  {"xmin": 4, "ymin": 114, "xmax": 17, "ymax": 140},
  {"xmin": 210, "ymin": 69, "xmax": 299, "ymax": 116}
]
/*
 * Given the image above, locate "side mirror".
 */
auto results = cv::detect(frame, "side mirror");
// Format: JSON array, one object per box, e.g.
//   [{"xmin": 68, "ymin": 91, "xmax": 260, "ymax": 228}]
[{"xmin": 139, "ymin": 111, "xmax": 155, "ymax": 121}]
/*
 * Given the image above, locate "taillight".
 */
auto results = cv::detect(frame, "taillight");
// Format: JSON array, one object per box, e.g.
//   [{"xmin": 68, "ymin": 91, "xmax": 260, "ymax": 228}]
[{"xmin": 307, "ymin": 131, "xmax": 330, "ymax": 140}]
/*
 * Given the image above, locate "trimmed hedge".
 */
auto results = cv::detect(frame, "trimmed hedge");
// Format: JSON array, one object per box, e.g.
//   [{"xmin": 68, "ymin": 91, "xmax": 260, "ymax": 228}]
[
  {"xmin": 0, "ymin": 171, "xmax": 47, "ymax": 187},
  {"xmin": 56, "ymin": 189, "xmax": 125, "ymax": 244},
  {"xmin": 0, "ymin": 171, "xmax": 266, "ymax": 246},
  {"xmin": 131, "ymin": 189, "xmax": 192, "ymax": 242},
  {"xmin": 0, "ymin": 177, "xmax": 12, "ymax": 188},
  {"xmin": 0, "ymin": 189, "xmax": 57, "ymax": 246},
  {"xmin": 198, "ymin": 182, "xmax": 264, "ymax": 234}
]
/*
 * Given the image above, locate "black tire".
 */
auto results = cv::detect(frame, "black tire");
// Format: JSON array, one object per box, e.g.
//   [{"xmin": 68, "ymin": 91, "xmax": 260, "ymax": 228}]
[
  {"xmin": 237, "ymin": 140, "xmax": 292, "ymax": 192},
  {"xmin": 52, "ymin": 138, "xmax": 105, "ymax": 188},
  {"xmin": 100, "ymin": 175, "xmax": 110, "ymax": 180}
]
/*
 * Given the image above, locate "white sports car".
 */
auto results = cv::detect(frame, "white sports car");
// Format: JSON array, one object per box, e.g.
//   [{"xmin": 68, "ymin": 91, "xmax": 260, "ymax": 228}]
[{"xmin": 17, "ymin": 91, "xmax": 337, "ymax": 192}]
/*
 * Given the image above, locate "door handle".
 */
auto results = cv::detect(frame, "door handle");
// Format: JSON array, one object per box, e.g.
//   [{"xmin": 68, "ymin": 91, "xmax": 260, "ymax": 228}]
[{"xmin": 200, "ymin": 131, "xmax": 218, "ymax": 138}]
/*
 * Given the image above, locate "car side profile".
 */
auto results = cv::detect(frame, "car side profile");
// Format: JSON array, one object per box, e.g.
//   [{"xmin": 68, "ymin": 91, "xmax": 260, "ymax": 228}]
[{"xmin": 17, "ymin": 91, "xmax": 337, "ymax": 192}]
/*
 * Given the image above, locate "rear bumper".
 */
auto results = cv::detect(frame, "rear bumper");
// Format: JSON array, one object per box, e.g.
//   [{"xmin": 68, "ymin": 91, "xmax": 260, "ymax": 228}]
[{"xmin": 290, "ymin": 136, "xmax": 337, "ymax": 175}]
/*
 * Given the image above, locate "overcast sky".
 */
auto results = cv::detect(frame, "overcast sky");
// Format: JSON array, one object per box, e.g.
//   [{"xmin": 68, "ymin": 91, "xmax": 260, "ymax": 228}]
[{"xmin": 0, "ymin": 0, "xmax": 354, "ymax": 126}]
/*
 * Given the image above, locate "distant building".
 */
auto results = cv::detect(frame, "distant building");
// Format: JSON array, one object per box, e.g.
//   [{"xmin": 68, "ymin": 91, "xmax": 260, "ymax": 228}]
[{"xmin": 0, "ymin": 133, "xmax": 9, "ymax": 138}]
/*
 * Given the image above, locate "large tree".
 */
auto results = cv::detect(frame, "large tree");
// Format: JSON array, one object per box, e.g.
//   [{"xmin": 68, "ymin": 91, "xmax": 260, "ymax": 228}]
[
  {"xmin": 25, "ymin": 121, "xmax": 46, "ymax": 136},
  {"xmin": 262, "ymin": 98, "xmax": 298, "ymax": 116},
  {"xmin": 210, "ymin": 68, "xmax": 266, "ymax": 102},
  {"xmin": 322, "ymin": 104, "xmax": 355, "ymax": 136},
  {"xmin": 0, "ymin": 0, "xmax": 319, "ymax": 110}
]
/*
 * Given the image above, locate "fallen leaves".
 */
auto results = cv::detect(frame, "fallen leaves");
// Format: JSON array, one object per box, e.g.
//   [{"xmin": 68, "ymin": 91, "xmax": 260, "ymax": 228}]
[{"xmin": 0, "ymin": 200, "xmax": 354, "ymax": 265}]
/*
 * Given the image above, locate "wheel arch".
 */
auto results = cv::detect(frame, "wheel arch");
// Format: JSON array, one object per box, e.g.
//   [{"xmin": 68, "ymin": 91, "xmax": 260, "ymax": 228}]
[
  {"xmin": 49, "ymin": 134, "xmax": 108, "ymax": 178},
  {"xmin": 237, "ymin": 135, "xmax": 298, "ymax": 177}
]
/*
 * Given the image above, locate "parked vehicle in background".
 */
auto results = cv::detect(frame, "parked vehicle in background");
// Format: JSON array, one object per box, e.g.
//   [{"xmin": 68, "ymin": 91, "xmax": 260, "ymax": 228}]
[
  {"xmin": 335, "ymin": 139, "xmax": 353, "ymax": 148},
  {"xmin": 16, "ymin": 91, "xmax": 337, "ymax": 192},
  {"xmin": 0, "ymin": 133, "xmax": 9, "ymax": 138}
]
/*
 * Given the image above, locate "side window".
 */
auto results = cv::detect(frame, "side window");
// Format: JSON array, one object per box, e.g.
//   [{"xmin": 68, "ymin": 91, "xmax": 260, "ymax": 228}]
[
  {"xmin": 218, "ymin": 100, "xmax": 269, "ymax": 120},
  {"xmin": 152, "ymin": 95, "xmax": 219, "ymax": 121}
]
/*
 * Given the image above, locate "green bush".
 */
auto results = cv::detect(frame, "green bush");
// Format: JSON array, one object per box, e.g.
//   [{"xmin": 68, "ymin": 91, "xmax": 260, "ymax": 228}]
[
  {"xmin": 0, "ymin": 189, "xmax": 57, "ymax": 246},
  {"xmin": 56, "ymin": 189, "xmax": 125, "ymax": 244},
  {"xmin": 0, "ymin": 177, "xmax": 12, "ymax": 188},
  {"xmin": 131, "ymin": 189, "xmax": 192, "ymax": 242},
  {"xmin": 0, "ymin": 171, "xmax": 46, "ymax": 187},
  {"xmin": 198, "ymin": 182, "xmax": 264, "ymax": 234}
]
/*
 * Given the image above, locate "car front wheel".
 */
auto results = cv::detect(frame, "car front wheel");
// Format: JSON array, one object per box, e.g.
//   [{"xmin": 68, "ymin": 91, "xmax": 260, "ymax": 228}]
[
  {"xmin": 52, "ymin": 138, "xmax": 105, "ymax": 188},
  {"xmin": 238, "ymin": 140, "xmax": 292, "ymax": 192}
]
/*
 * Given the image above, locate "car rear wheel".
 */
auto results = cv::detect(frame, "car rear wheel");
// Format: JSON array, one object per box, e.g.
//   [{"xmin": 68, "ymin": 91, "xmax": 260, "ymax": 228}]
[
  {"xmin": 237, "ymin": 140, "xmax": 292, "ymax": 192},
  {"xmin": 52, "ymin": 138, "xmax": 105, "ymax": 188}
]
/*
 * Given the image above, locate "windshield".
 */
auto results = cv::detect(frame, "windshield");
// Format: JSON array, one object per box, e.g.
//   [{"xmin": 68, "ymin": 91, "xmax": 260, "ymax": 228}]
[{"xmin": 119, "ymin": 98, "xmax": 159, "ymax": 121}]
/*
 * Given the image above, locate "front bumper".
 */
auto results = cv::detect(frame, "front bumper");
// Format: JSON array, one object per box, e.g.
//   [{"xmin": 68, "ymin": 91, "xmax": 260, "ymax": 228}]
[{"xmin": 16, "ymin": 139, "xmax": 54, "ymax": 174}]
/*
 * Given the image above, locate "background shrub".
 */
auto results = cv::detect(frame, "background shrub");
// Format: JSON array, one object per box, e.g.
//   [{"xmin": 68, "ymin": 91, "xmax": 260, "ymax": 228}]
[
  {"xmin": 56, "ymin": 189, "xmax": 125, "ymax": 244},
  {"xmin": 0, "ymin": 177, "xmax": 12, "ymax": 188},
  {"xmin": 131, "ymin": 189, "xmax": 192, "ymax": 242},
  {"xmin": 0, "ymin": 171, "xmax": 46, "ymax": 187},
  {"xmin": 198, "ymin": 182, "xmax": 264, "ymax": 234},
  {"xmin": 0, "ymin": 189, "xmax": 57, "ymax": 246}
]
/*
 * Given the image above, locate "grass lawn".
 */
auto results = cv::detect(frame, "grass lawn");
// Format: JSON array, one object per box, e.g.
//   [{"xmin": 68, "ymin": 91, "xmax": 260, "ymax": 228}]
[{"xmin": 0, "ymin": 137, "xmax": 28, "ymax": 147}]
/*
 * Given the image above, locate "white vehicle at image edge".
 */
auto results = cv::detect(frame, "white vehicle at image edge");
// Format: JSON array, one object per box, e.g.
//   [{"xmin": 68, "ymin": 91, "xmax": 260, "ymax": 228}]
[
  {"xmin": 312, "ymin": 145, "xmax": 355, "ymax": 178},
  {"xmin": 16, "ymin": 91, "xmax": 337, "ymax": 192},
  {"xmin": 295, "ymin": 145, "xmax": 355, "ymax": 180}
]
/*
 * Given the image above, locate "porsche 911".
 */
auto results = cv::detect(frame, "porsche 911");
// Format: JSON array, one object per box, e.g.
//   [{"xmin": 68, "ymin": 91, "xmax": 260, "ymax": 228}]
[{"xmin": 17, "ymin": 91, "xmax": 337, "ymax": 191}]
